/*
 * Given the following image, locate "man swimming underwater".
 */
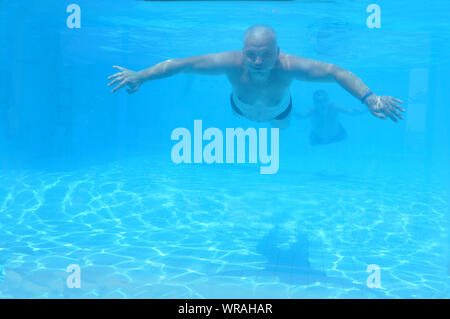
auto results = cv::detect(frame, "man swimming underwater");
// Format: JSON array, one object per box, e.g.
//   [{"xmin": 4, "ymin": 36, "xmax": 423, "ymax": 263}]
[
  {"xmin": 296, "ymin": 89, "xmax": 366, "ymax": 145},
  {"xmin": 108, "ymin": 25, "xmax": 404, "ymax": 128}
]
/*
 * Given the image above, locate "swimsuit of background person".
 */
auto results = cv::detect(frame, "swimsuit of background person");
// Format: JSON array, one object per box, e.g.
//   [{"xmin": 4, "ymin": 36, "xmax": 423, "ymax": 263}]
[{"xmin": 309, "ymin": 123, "xmax": 347, "ymax": 145}]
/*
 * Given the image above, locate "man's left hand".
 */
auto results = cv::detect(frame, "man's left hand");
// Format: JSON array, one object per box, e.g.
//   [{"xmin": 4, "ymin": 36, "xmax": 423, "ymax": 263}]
[{"xmin": 365, "ymin": 95, "xmax": 405, "ymax": 122}]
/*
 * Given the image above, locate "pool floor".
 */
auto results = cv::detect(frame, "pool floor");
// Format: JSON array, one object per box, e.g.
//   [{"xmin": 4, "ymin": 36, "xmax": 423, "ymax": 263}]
[{"xmin": 0, "ymin": 154, "xmax": 448, "ymax": 298}]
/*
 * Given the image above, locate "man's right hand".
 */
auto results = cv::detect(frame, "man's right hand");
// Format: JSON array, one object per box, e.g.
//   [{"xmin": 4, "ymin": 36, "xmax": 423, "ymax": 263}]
[{"xmin": 108, "ymin": 65, "xmax": 142, "ymax": 94}]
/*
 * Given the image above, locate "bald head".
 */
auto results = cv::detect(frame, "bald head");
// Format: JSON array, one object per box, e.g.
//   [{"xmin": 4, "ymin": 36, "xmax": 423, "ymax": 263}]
[
  {"xmin": 244, "ymin": 25, "xmax": 277, "ymax": 46},
  {"xmin": 242, "ymin": 25, "xmax": 280, "ymax": 75}
]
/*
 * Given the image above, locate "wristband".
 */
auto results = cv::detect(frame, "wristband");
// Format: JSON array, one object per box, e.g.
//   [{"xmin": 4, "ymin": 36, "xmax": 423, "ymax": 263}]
[{"xmin": 361, "ymin": 91, "xmax": 374, "ymax": 104}]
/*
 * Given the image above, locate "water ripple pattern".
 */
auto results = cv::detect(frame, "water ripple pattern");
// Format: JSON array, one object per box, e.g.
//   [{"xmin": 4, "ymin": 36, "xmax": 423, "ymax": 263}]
[{"xmin": 0, "ymin": 156, "xmax": 448, "ymax": 298}]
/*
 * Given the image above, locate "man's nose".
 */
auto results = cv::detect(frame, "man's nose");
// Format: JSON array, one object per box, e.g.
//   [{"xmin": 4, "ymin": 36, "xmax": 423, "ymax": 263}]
[{"xmin": 255, "ymin": 56, "xmax": 262, "ymax": 64}]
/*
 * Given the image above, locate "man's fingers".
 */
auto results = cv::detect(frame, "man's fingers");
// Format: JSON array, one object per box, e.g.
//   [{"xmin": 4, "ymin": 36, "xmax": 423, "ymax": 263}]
[
  {"xmin": 390, "ymin": 101, "xmax": 406, "ymax": 113},
  {"xmin": 111, "ymin": 80, "xmax": 127, "ymax": 93},
  {"xmin": 392, "ymin": 101, "xmax": 406, "ymax": 113},
  {"xmin": 108, "ymin": 72, "xmax": 123, "ymax": 80},
  {"xmin": 391, "ymin": 107, "xmax": 403, "ymax": 120},
  {"xmin": 384, "ymin": 109, "xmax": 398, "ymax": 122},
  {"xmin": 391, "ymin": 97, "xmax": 403, "ymax": 104},
  {"xmin": 371, "ymin": 111, "xmax": 386, "ymax": 119},
  {"xmin": 108, "ymin": 77, "xmax": 122, "ymax": 87},
  {"xmin": 387, "ymin": 99, "xmax": 406, "ymax": 113},
  {"xmin": 112, "ymin": 65, "xmax": 126, "ymax": 71}
]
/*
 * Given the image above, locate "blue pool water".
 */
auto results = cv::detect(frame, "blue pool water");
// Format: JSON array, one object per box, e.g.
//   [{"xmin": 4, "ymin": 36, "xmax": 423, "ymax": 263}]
[{"xmin": 0, "ymin": 0, "xmax": 449, "ymax": 298}]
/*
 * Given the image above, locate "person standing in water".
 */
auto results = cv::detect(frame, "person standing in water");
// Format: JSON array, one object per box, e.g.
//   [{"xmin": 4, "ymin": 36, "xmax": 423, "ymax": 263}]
[
  {"xmin": 295, "ymin": 90, "xmax": 366, "ymax": 145},
  {"xmin": 108, "ymin": 25, "xmax": 404, "ymax": 129}
]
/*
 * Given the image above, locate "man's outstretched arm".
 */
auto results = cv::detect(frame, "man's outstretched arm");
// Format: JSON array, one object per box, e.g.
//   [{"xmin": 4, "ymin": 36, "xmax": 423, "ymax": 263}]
[
  {"xmin": 108, "ymin": 51, "xmax": 238, "ymax": 94},
  {"xmin": 287, "ymin": 55, "xmax": 405, "ymax": 122}
]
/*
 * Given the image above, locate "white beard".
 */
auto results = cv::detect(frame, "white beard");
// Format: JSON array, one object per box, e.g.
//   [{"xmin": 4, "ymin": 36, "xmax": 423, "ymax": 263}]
[{"xmin": 249, "ymin": 70, "xmax": 270, "ymax": 84}]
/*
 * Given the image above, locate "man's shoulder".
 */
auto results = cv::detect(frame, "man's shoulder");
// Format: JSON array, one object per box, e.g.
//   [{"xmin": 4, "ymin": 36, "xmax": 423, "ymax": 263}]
[
  {"xmin": 280, "ymin": 53, "xmax": 316, "ymax": 71},
  {"xmin": 217, "ymin": 51, "xmax": 242, "ymax": 66}
]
